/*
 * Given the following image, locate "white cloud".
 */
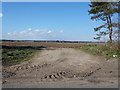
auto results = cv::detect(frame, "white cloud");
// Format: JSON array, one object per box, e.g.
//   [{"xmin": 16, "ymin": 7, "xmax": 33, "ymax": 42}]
[
  {"xmin": 7, "ymin": 33, "xmax": 11, "ymax": 35},
  {"xmin": 3, "ymin": 28, "xmax": 67, "ymax": 40},
  {"xmin": 28, "ymin": 28, "xmax": 32, "ymax": 31},
  {"xmin": 60, "ymin": 30, "xmax": 64, "ymax": 33},
  {"xmin": 0, "ymin": 13, "xmax": 3, "ymax": 17},
  {"xmin": 47, "ymin": 30, "xmax": 52, "ymax": 33},
  {"xmin": 6, "ymin": 28, "xmax": 56, "ymax": 40}
]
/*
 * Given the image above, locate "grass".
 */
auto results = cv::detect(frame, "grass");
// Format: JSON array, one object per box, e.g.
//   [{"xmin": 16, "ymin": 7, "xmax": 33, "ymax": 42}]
[
  {"xmin": 2, "ymin": 46, "xmax": 39, "ymax": 66},
  {"xmin": 77, "ymin": 42, "xmax": 120, "ymax": 59}
]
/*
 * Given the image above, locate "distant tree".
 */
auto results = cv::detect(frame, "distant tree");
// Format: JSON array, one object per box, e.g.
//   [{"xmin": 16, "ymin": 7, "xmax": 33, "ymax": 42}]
[
  {"xmin": 56, "ymin": 40, "xmax": 59, "ymax": 42},
  {"xmin": 88, "ymin": 1, "xmax": 119, "ymax": 42}
]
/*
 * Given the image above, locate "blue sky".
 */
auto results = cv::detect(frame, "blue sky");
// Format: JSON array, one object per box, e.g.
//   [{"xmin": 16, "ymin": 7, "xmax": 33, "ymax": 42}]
[
  {"xmin": 0, "ymin": 1, "xmax": 2, "ymax": 39},
  {"xmin": 2, "ymin": 2, "xmax": 104, "ymax": 41}
]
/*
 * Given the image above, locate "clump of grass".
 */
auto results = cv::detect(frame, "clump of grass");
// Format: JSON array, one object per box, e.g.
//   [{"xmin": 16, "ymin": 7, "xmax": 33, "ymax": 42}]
[
  {"xmin": 78, "ymin": 42, "xmax": 120, "ymax": 58},
  {"xmin": 2, "ymin": 47, "xmax": 38, "ymax": 66}
]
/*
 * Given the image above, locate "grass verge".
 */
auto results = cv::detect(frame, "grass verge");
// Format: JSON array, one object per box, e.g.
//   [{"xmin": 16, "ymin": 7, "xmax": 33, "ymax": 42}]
[
  {"xmin": 2, "ymin": 46, "xmax": 40, "ymax": 66},
  {"xmin": 76, "ymin": 43, "xmax": 120, "ymax": 59}
]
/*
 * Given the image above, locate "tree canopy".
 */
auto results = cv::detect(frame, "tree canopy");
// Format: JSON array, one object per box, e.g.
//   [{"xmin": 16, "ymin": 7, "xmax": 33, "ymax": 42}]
[{"xmin": 88, "ymin": 1, "xmax": 119, "ymax": 42}]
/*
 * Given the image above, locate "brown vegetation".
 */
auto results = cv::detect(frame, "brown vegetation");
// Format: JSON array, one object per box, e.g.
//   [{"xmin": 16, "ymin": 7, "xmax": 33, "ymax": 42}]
[{"xmin": 1, "ymin": 42, "xmax": 104, "ymax": 48}]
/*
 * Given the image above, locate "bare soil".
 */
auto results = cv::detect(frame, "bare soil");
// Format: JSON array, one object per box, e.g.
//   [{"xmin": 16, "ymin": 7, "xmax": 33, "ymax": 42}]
[{"xmin": 2, "ymin": 48, "xmax": 118, "ymax": 88}]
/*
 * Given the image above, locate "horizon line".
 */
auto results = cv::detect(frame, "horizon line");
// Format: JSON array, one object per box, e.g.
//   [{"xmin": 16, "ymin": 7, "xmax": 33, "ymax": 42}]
[{"xmin": 1, "ymin": 39, "xmax": 104, "ymax": 42}]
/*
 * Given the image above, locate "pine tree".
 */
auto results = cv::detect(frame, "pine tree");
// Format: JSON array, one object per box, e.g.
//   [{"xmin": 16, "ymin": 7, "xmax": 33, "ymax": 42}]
[{"xmin": 88, "ymin": 1, "xmax": 119, "ymax": 42}]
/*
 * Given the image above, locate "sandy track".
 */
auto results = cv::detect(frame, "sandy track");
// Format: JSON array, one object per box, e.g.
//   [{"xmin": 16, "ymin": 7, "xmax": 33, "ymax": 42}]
[{"xmin": 2, "ymin": 48, "xmax": 118, "ymax": 88}]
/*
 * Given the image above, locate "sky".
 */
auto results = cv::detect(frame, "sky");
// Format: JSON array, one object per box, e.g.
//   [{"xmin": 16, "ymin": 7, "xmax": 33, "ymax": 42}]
[
  {"xmin": 1, "ymin": 2, "xmax": 106, "ymax": 41},
  {"xmin": 1, "ymin": 0, "xmax": 118, "ymax": 2}
]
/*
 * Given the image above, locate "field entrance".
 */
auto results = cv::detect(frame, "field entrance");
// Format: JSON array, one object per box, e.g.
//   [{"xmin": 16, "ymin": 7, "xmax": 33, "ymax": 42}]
[{"xmin": 2, "ymin": 47, "xmax": 118, "ymax": 88}]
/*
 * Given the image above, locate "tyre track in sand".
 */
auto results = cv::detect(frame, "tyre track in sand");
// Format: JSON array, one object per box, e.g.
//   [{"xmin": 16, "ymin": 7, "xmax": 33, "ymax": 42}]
[{"xmin": 2, "ymin": 48, "xmax": 118, "ymax": 88}]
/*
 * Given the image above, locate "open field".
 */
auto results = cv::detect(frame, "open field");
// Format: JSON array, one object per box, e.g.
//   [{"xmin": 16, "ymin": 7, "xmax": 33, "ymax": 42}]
[
  {"xmin": 2, "ymin": 46, "xmax": 118, "ymax": 88},
  {"xmin": 1, "ymin": 41, "xmax": 104, "ymax": 48},
  {"xmin": 2, "ymin": 1, "xmax": 119, "ymax": 89}
]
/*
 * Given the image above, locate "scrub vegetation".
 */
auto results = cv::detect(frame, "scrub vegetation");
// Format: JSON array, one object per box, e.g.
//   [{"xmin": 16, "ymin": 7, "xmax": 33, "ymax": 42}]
[
  {"xmin": 78, "ymin": 42, "xmax": 119, "ymax": 59},
  {"xmin": 2, "ymin": 46, "xmax": 38, "ymax": 65}
]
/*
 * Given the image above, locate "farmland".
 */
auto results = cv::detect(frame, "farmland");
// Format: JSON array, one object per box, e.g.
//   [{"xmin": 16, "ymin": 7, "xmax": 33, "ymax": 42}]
[
  {"xmin": 1, "ymin": 41, "xmax": 119, "ymax": 59},
  {"xmin": 1, "ymin": 41, "xmax": 104, "ymax": 48},
  {"xmin": 1, "ymin": 41, "xmax": 105, "ymax": 66},
  {"xmin": 1, "ymin": 41, "xmax": 118, "ymax": 88}
]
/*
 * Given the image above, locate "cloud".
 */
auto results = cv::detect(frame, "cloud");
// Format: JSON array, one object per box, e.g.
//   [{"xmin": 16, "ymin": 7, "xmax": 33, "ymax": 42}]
[
  {"xmin": 47, "ymin": 30, "xmax": 52, "ymax": 33},
  {"xmin": 27, "ymin": 28, "xmax": 32, "ymax": 31},
  {"xmin": 60, "ymin": 30, "xmax": 64, "ymax": 33},
  {"xmin": 0, "ymin": 13, "xmax": 3, "ymax": 17},
  {"xmin": 6, "ymin": 28, "xmax": 57, "ymax": 40}
]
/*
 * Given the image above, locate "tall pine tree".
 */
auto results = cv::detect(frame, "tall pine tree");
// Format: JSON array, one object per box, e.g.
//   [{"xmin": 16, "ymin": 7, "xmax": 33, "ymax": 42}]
[{"xmin": 88, "ymin": 1, "xmax": 119, "ymax": 42}]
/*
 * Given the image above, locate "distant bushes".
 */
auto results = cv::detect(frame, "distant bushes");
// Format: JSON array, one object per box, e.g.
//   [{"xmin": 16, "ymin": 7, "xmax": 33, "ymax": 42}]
[{"xmin": 2, "ymin": 46, "xmax": 46, "ymax": 49}]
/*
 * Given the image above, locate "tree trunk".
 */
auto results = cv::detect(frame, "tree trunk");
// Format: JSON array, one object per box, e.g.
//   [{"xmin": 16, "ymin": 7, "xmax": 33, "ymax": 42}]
[
  {"xmin": 106, "ymin": 15, "xmax": 113, "ymax": 42},
  {"xmin": 108, "ymin": 15, "xmax": 113, "ymax": 42}
]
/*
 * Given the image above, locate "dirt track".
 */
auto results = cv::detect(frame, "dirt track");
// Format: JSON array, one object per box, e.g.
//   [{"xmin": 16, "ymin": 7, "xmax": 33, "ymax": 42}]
[{"xmin": 2, "ymin": 48, "xmax": 118, "ymax": 88}]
